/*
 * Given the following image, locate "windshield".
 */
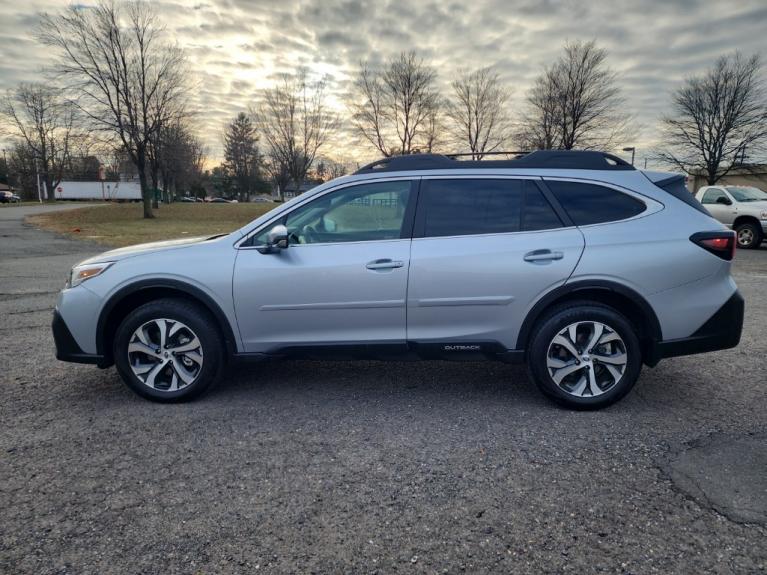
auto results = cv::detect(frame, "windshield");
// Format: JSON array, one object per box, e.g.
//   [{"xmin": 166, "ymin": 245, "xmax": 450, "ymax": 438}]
[{"xmin": 726, "ymin": 186, "xmax": 767, "ymax": 202}]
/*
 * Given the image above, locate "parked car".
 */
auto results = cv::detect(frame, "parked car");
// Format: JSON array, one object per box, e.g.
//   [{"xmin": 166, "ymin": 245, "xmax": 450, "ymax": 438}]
[
  {"xmin": 251, "ymin": 196, "xmax": 273, "ymax": 203},
  {"xmin": 208, "ymin": 197, "xmax": 238, "ymax": 203},
  {"xmin": 178, "ymin": 196, "xmax": 198, "ymax": 203},
  {"xmin": 694, "ymin": 185, "xmax": 767, "ymax": 249},
  {"xmin": 53, "ymin": 150, "xmax": 743, "ymax": 408},
  {"xmin": 0, "ymin": 191, "xmax": 11, "ymax": 203},
  {"xmin": 10, "ymin": 194, "xmax": 21, "ymax": 203}
]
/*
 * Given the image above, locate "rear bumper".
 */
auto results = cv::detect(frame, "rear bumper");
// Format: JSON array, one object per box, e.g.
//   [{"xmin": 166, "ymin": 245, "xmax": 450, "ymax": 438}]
[
  {"xmin": 52, "ymin": 309, "xmax": 108, "ymax": 366},
  {"xmin": 646, "ymin": 291, "xmax": 744, "ymax": 366}
]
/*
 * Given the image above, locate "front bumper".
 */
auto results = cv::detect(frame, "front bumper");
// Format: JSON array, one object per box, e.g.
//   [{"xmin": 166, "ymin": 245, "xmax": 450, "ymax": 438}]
[
  {"xmin": 646, "ymin": 291, "xmax": 744, "ymax": 366},
  {"xmin": 52, "ymin": 309, "xmax": 108, "ymax": 366}
]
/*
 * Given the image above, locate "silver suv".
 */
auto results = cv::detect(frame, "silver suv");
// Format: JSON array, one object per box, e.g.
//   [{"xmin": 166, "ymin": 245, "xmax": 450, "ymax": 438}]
[{"xmin": 53, "ymin": 151, "xmax": 744, "ymax": 409}]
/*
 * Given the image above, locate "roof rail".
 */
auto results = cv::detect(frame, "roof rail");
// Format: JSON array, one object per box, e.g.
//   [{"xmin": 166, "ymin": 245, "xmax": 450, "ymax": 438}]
[
  {"xmin": 354, "ymin": 150, "xmax": 635, "ymax": 174},
  {"xmin": 445, "ymin": 151, "xmax": 529, "ymax": 159}
]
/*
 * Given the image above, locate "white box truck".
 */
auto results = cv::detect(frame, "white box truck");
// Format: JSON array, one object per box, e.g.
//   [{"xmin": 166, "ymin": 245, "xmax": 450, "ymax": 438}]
[{"xmin": 55, "ymin": 181, "xmax": 142, "ymax": 201}]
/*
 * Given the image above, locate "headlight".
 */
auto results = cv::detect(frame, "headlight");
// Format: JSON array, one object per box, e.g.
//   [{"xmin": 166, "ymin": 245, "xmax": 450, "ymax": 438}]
[
  {"xmin": 761, "ymin": 210, "xmax": 767, "ymax": 220},
  {"xmin": 67, "ymin": 262, "xmax": 114, "ymax": 288}
]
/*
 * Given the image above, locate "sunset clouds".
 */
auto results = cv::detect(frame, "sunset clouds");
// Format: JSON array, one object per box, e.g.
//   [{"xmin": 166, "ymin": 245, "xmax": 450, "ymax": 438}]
[{"xmin": 1, "ymin": 0, "xmax": 765, "ymax": 163}]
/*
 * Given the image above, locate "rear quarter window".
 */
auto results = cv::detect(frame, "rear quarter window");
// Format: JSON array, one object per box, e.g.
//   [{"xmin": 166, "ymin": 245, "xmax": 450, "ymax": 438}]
[
  {"xmin": 659, "ymin": 176, "xmax": 710, "ymax": 215},
  {"xmin": 545, "ymin": 180, "xmax": 646, "ymax": 225}
]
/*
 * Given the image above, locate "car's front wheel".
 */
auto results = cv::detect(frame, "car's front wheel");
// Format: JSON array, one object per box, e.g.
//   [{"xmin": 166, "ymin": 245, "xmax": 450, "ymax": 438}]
[
  {"xmin": 113, "ymin": 298, "xmax": 224, "ymax": 402},
  {"xmin": 735, "ymin": 222, "xmax": 763, "ymax": 249},
  {"xmin": 527, "ymin": 302, "xmax": 643, "ymax": 409}
]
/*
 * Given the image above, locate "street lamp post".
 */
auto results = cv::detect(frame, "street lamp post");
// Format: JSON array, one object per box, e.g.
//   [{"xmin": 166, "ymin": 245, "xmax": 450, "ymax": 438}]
[{"xmin": 622, "ymin": 146, "xmax": 636, "ymax": 166}]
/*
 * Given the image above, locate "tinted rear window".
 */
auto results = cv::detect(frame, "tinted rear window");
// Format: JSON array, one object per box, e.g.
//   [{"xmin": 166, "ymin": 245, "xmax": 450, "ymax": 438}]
[
  {"xmin": 420, "ymin": 179, "xmax": 562, "ymax": 237},
  {"xmin": 546, "ymin": 181, "xmax": 645, "ymax": 225}
]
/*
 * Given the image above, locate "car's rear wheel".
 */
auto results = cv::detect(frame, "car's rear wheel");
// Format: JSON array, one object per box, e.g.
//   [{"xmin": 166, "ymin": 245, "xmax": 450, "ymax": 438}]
[
  {"xmin": 735, "ymin": 222, "xmax": 762, "ymax": 249},
  {"xmin": 527, "ymin": 302, "xmax": 642, "ymax": 409},
  {"xmin": 113, "ymin": 298, "xmax": 224, "ymax": 402}
]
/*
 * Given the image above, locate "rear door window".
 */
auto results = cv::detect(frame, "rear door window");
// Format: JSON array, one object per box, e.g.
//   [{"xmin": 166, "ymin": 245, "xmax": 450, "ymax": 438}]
[
  {"xmin": 419, "ymin": 179, "xmax": 562, "ymax": 238},
  {"xmin": 545, "ymin": 180, "xmax": 645, "ymax": 225}
]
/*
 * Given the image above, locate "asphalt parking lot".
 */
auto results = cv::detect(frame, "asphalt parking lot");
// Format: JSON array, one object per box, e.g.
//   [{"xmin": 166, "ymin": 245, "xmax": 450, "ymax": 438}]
[{"xmin": 1, "ymin": 205, "xmax": 766, "ymax": 574}]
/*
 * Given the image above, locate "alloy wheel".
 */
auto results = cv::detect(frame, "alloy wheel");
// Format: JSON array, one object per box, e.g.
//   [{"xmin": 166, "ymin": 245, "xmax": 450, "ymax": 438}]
[
  {"xmin": 127, "ymin": 318, "xmax": 203, "ymax": 392},
  {"xmin": 545, "ymin": 321, "xmax": 627, "ymax": 398}
]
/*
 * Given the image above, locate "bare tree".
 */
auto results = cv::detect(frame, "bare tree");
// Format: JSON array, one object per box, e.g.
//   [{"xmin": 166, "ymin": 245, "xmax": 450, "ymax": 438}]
[
  {"xmin": 326, "ymin": 161, "xmax": 347, "ymax": 180},
  {"xmin": 516, "ymin": 74, "xmax": 559, "ymax": 151},
  {"xmin": 1, "ymin": 83, "xmax": 78, "ymax": 201},
  {"xmin": 351, "ymin": 52, "xmax": 441, "ymax": 156},
  {"xmin": 516, "ymin": 40, "xmax": 630, "ymax": 151},
  {"xmin": 255, "ymin": 71, "xmax": 336, "ymax": 199},
  {"xmin": 312, "ymin": 156, "xmax": 348, "ymax": 182},
  {"xmin": 155, "ymin": 122, "xmax": 206, "ymax": 201},
  {"xmin": 447, "ymin": 67, "xmax": 512, "ymax": 159},
  {"xmin": 657, "ymin": 52, "xmax": 767, "ymax": 185},
  {"xmin": 263, "ymin": 155, "xmax": 291, "ymax": 199},
  {"xmin": 38, "ymin": 1, "xmax": 189, "ymax": 218}
]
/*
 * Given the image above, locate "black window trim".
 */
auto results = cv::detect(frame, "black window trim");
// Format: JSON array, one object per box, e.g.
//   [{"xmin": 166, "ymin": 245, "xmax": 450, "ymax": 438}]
[
  {"xmin": 540, "ymin": 176, "xmax": 659, "ymax": 227},
  {"xmin": 237, "ymin": 177, "xmax": 420, "ymax": 249},
  {"xmin": 412, "ymin": 175, "xmax": 570, "ymax": 239}
]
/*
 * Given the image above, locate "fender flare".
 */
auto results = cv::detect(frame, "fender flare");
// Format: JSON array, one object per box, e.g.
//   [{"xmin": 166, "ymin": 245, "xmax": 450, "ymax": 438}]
[
  {"xmin": 515, "ymin": 279, "xmax": 662, "ymax": 350},
  {"xmin": 96, "ymin": 278, "xmax": 239, "ymax": 358}
]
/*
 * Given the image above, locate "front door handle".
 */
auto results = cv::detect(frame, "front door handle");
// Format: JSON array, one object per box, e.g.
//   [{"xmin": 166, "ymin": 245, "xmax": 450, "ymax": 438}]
[
  {"xmin": 366, "ymin": 258, "xmax": 404, "ymax": 270},
  {"xmin": 523, "ymin": 249, "xmax": 564, "ymax": 263}
]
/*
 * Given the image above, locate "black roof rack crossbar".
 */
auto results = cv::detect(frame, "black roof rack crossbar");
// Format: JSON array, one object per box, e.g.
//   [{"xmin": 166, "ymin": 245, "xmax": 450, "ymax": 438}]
[{"xmin": 354, "ymin": 150, "xmax": 635, "ymax": 174}]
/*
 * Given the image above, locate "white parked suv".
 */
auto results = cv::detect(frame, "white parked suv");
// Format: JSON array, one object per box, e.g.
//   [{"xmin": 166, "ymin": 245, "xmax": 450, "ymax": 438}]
[{"xmin": 695, "ymin": 185, "xmax": 767, "ymax": 249}]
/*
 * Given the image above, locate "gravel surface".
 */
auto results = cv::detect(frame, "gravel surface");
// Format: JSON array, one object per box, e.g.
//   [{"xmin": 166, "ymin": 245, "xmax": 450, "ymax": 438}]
[{"xmin": 1, "ymin": 205, "xmax": 766, "ymax": 574}]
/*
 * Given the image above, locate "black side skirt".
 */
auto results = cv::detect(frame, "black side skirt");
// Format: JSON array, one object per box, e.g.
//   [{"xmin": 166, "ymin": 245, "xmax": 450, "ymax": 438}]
[{"xmin": 234, "ymin": 341, "xmax": 527, "ymax": 364}]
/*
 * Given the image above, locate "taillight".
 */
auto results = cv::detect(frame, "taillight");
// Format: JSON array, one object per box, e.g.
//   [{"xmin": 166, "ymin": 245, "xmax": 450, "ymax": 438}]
[{"xmin": 690, "ymin": 231, "xmax": 736, "ymax": 260}]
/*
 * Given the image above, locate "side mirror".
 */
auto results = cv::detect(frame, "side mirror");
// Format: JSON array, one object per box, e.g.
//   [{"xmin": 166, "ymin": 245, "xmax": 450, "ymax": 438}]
[
  {"xmin": 257, "ymin": 224, "xmax": 289, "ymax": 253},
  {"xmin": 716, "ymin": 196, "xmax": 732, "ymax": 205}
]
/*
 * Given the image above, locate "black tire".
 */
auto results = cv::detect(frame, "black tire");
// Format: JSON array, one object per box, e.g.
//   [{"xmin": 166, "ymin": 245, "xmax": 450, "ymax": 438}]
[
  {"xmin": 113, "ymin": 298, "xmax": 225, "ymax": 402},
  {"xmin": 735, "ymin": 221, "xmax": 763, "ymax": 249},
  {"xmin": 527, "ymin": 301, "xmax": 643, "ymax": 410}
]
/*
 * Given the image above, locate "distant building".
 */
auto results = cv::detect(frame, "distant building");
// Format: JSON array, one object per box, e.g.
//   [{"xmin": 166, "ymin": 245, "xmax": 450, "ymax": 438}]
[
  {"xmin": 0, "ymin": 183, "xmax": 15, "ymax": 193},
  {"xmin": 688, "ymin": 164, "xmax": 767, "ymax": 193}
]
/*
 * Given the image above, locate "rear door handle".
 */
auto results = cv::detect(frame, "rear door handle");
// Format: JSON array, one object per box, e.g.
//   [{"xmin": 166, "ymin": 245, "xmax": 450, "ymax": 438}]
[
  {"xmin": 523, "ymin": 249, "xmax": 564, "ymax": 263},
  {"xmin": 366, "ymin": 258, "xmax": 404, "ymax": 270}
]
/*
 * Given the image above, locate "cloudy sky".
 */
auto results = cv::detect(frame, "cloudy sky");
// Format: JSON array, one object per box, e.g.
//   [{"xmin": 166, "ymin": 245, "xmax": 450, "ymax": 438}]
[{"xmin": 1, "ymin": 0, "xmax": 766, "ymax": 166}]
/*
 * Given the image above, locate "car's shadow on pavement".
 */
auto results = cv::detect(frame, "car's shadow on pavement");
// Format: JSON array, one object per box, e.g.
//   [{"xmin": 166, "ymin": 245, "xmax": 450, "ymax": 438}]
[{"xmin": 75, "ymin": 356, "xmax": 700, "ymax": 416}]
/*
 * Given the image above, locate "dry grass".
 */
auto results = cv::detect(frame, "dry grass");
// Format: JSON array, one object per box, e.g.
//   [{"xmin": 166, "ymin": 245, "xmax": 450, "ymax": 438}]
[{"xmin": 27, "ymin": 202, "xmax": 275, "ymax": 248}]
